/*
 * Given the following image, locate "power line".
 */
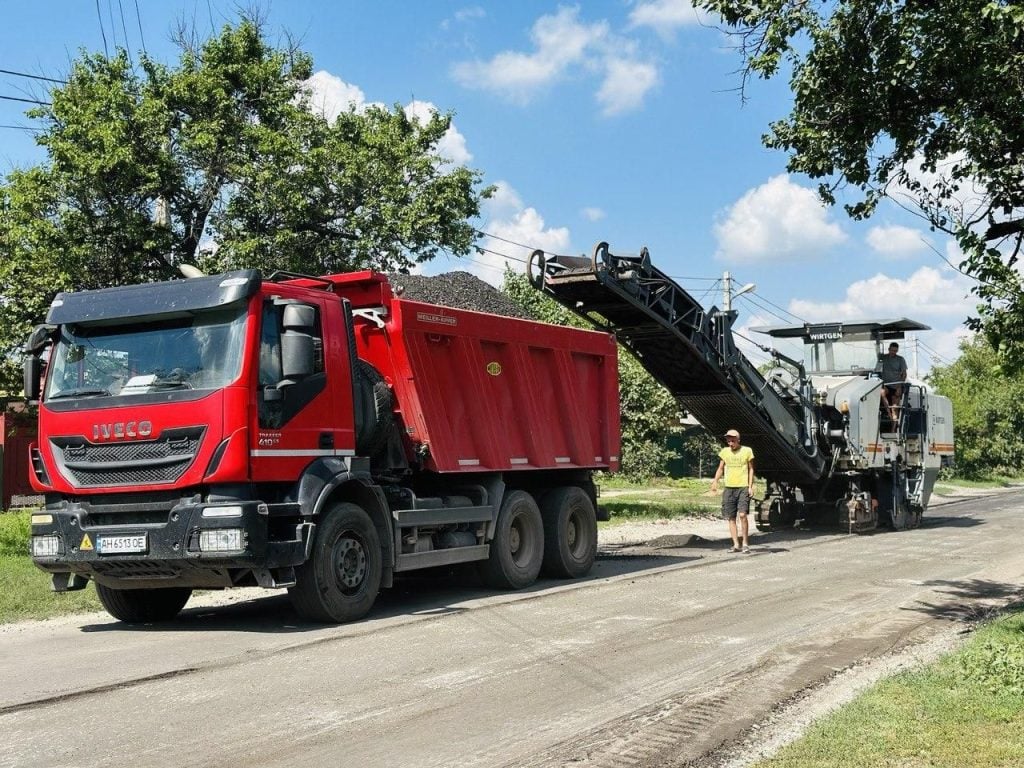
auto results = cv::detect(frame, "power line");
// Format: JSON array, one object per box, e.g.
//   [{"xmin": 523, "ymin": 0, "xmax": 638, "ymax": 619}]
[
  {"xmin": 95, "ymin": 0, "xmax": 110, "ymax": 57},
  {"xmin": 0, "ymin": 123, "xmax": 40, "ymax": 132},
  {"xmin": 747, "ymin": 290, "xmax": 804, "ymax": 323},
  {"xmin": 0, "ymin": 94, "xmax": 51, "ymax": 106},
  {"xmin": 738, "ymin": 292, "xmax": 804, "ymax": 326},
  {"xmin": 0, "ymin": 68, "xmax": 66, "ymax": 85},
  {"xmin": 117, "ymin": 0, "xmax": 135, "ymax": 68},
  {"xmin": 476, "ymin": 243, "xmax": 528, "ymax": 265},
  {"xmin": 736, "ymin": 293, "xmax": 791, "ymax": 325},
  {"xmin": 695, "ymin": 278, "xmax": 721, "ymax": 308},
  {"xmin": 474, "ymin": 228, "xmax": 576, "ymax": 260},
  {"xmin": 107, "ymin": 0, "xmax": 119, "ymax": 50},
  {"xmin": 133, "ymin": 0, "xmax": 148, "ymax": 56}
]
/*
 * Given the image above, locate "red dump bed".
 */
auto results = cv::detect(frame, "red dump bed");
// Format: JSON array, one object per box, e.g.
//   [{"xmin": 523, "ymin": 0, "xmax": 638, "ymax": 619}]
[{"xmin": 337, "ymin": 273, "xmax": 620, "ymax": 474}]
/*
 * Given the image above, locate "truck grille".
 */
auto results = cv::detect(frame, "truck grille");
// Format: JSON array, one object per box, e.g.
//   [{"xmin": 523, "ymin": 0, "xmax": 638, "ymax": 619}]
[
  {"xmin": 50, "ymin": 427, "xmax": 206, "ymax": 488},
  {"xmin": 91, "ymin": 561, "xmax": 181, "ymax": 579}
]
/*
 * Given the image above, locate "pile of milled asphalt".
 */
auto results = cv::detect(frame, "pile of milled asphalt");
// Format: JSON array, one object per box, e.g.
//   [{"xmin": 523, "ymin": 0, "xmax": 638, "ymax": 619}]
[{"xmin": 387, "ymin": 271, "xmax": 534, "ymax": 320}]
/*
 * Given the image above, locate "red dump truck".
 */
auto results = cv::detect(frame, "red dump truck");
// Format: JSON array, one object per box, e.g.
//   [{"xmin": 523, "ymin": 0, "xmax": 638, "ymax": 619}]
[{"xmin": 23, "ymin": 269, "xmax": 620, "ymax": 623}]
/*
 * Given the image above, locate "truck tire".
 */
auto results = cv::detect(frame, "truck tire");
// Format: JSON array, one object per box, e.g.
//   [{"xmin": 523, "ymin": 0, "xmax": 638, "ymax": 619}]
[
  {"xmin": 95, "ymin": 584, "xmax": 192, "ymax": 623},
  {"xmin": 353, "ymin": 359, "xmax": 394, "ymax": 458},
  {"xmin": 289, "ymin": 502, "xmax": 382, "ymax": 623},
  {"xmin": 479, "ymin": 490, "xmax": 544, "ymax": 590},
  {"xmin": 541, "ymin": 486, "xmax": 597, "ymax": 578}
]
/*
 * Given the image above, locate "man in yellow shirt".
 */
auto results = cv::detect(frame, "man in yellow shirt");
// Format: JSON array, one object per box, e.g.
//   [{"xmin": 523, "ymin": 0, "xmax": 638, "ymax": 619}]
[{"xmin": 710, "ymin": 428, "xmax": 755, "ymax": 553}]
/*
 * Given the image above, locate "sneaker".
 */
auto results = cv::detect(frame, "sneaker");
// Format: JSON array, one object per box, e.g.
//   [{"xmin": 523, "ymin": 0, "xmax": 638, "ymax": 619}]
[{"xmin": 742, "ymin": 546, "xmax": 750, "ymax": 553}]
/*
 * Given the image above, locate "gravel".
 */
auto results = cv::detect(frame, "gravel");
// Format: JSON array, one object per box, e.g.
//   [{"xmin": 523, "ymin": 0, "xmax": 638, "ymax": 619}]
[{"xmin": 387, "ymin": 271, "xmax": 534, "ymax": 320}]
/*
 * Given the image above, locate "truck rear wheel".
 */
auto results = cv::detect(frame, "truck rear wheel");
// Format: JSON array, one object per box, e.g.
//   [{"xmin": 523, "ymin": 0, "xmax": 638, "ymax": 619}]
[
  {"xmin": 541, "ymin": 486, "xmax": 597, "ymax": 578},
  {"xmin": 289, "ymin": 502, "xmax": 382, "ymax": 623},
  {"xmin": 95, "ymin": 584, "xmax": 192, "ymax": 623},
  {"xmin": 479, "ymin": 490, "xmax": 544, "ymax": 589}
]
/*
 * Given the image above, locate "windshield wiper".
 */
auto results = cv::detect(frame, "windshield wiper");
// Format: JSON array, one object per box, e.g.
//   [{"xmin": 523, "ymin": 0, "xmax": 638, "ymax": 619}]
[
  {"xmin": 49, "ymin": 387, "xmax": 111, "ymax": 400},
  {"xmin": 150, "ymin": 375, "xmax": 193, "ymax": 390}
]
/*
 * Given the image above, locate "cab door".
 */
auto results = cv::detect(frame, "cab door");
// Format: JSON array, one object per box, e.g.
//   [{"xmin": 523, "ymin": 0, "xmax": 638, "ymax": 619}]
[{"xmin": 250, "ymin": 295, "xmax": 344, "ymax": 482}]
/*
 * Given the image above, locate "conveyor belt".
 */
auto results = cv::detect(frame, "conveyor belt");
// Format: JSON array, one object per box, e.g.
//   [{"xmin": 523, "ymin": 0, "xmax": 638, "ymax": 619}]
[{"xmin": 530, "ymin": 244, "xmax": 826, "ymax": 484}]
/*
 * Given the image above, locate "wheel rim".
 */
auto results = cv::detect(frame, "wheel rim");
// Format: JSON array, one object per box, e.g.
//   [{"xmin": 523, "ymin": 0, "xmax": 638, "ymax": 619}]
[
  {"xmin": 333, "ymin": 531, "xmax": 368, "ymax": 593},
  {"xmin": 509, "ymin": 513, "xmax": 535, "ymax": 567},
  {"xmin": 566, "ymin": 512, "xmax": 583, "ymax": 557}
]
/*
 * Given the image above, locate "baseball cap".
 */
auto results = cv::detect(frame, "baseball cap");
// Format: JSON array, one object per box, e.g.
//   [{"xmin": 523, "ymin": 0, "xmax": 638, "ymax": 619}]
[{"xmin": 724, "ymin": 429, "xmax": 740, "ymax": 439}]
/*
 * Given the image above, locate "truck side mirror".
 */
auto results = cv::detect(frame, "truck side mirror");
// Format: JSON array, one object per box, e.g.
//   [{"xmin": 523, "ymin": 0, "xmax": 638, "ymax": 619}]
[
  {"xmin": 282, "ymin": 304, "xmax": 315, "ymax": 330},
  {"xmin": 279, "ymin": 303, "xmax": 316, "ymax": 384},
  {"xmin": 24, "ymin": 355, "xmax": 42, "ymax": 403},
  {"xmin": 26, "ymin": 323, "xmax": 56, "ymax": 354},
  {"xmin": 281, "ymin": 332, "xmax": 314, "ymax": 381}
]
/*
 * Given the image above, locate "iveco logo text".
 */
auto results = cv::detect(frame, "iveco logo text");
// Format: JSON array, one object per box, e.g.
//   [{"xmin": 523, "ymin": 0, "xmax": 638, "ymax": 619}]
[
  {"xmin": 809, "ymin": 332, "xmax": 842, "ymax": 341},
  {"xmin": 92, "ymin": 421, "xmax": 153, "ymax": 440}
]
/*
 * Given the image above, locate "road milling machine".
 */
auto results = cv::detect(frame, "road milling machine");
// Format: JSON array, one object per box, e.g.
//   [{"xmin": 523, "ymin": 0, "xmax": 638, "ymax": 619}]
[{"xmin": 530, "ymin": 242, "xmax": 955, "ymax": 532}]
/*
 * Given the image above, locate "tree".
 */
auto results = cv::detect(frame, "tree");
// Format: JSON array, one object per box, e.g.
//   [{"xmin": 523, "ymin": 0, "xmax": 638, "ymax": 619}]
[
  {"xmin": 0, "ymin": 18, "xmax": 490, "ymax": 393},
  {"xmin": 502, "ymin": 268, "xmax": 679, "ymax": 481},
  {"xmin": 697, "ymin": 1, "xmax": 1024, "ymax": 366},
  {"xmin": 929, "ymin": 335, "xmax": 1024, "ymax": 478}
]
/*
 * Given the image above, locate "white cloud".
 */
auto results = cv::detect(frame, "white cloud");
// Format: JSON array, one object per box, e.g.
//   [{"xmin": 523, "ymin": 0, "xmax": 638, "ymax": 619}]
[
  {"xmin": 451, "ymin": 8, "xmax": 658, "ymax": 115},
  {"xmin": 597, "ymin": 58, "xmax": 659, "ymax": 116},
  {"xmin": 581, "ymin": 206, "xmax": 606, "ymax": 222},
  {"xmin": 460, "ymin": 181, "xmax": 571, "ymax": 286},
  {"xmin": 714, "ymin": 175, "xmax": 847, "ymax": 263},
  {"xmin": 455, "ymin": 6, "xmax": 485, "ymax": 23},
  {"xmin": 303, "ymin": 75, "xmax": 472, "ymax": 167},
  {"xmin": 865, "ymin": 225, "xmax": 931, "ymax": 259},
  {"xmin": 629, "ymin": 0, "xmax": 710, "ymax": 35},
  {"xmin": 404, "ymin": 100, "xmax": 472, "ymax": 166},
  {"xmin": 452, "ymin": 8, "xmax": 608, "ymax": 103},
  {"xmin": 304, "ymin": 70, "xmax": 370, "ymax": 121},
  {"xmin": 789, "ymin": 267, "xmax": 974, "ymax": 322}
]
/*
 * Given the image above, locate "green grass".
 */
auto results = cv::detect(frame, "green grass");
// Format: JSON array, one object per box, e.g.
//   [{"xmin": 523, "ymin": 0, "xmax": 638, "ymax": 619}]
[
  {"xmin": 754, "ymin": 610, "xmax": 1024, "ymax": 768},
  {"xmin": 935, "ymin": 475, "xmax": 1024, "ymax": 494},
  {"xmin": 0, "ymin": 553, "xmax": 101, "ymax": 622},
  {"xmin": 598, "ymin": 476, "xmax": 765, "ymax": 523},
  {"xmin": 0, "ymin": 510, "xmax": 101, "ymax": 622}
]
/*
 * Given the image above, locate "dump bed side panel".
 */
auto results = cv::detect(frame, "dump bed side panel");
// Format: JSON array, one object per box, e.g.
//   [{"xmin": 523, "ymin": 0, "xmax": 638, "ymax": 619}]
[{"xmin": 356, "ymin": 298, "xmax": 620, "ymax": 474}]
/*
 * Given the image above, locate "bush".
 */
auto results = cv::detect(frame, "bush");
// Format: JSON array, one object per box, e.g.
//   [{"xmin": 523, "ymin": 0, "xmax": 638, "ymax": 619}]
[
  {"xmin": 959, "ymin": 634, "xmax": 1024, "ymax": 696},
  {"xmin": 0, "ymin": 511, "xmax": 30, "ymax": 556}
]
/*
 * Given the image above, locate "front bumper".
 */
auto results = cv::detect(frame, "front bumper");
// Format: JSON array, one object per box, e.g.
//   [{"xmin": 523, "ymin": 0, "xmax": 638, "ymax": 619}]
[{"xmin": 31, "ymin": 498, "xmax": 313, "ymax": 590}]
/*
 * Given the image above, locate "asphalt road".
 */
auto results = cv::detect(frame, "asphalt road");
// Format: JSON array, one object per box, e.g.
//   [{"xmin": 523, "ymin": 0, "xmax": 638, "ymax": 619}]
[{"xmin": 2, "ymin": 490, "xmax": 1022, "ymax": 768}]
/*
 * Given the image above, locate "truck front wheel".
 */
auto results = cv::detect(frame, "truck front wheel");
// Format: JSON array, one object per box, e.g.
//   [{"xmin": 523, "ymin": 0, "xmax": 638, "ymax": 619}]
[
  {"xmin": 479, "ymin": 490, "xmax": 544, "ymax": 590},
  {"xmin": 95, "ymin": 584, "xmax": 192, "ymax": 623},
  {"xmin": 541, "ymin": 486, "xmax": 597, "ymax": 578},
  {"xmin": 289, "ymin": 502, "xmax": 382, "ymax": 623}
]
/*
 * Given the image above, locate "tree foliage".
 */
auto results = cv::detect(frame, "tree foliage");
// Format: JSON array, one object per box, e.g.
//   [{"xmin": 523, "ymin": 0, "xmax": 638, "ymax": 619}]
[
  {"xmin": 697, "ymin": 0, "xmax": 1024, "ymax": 366},
  {"xmin": 502, "ymin": 268, "xmax": 679, "ymax": 480},
  {"xmin": 929, "ymin": 335, "xmax": 1024, "ymax": 478},
  {"xmin": 0, "ymin": 19, "xmax": 489, "ymax": 393}
]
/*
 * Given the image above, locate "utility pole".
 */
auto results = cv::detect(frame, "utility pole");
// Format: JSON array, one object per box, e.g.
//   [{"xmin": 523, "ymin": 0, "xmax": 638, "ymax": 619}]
[
  {"xmin": 912, "ymin": 336, "xmax": 920, "ymax": 379},
  {"xmin": 723, "ymin": 271, "xmax": 756, "ymax": 312}
]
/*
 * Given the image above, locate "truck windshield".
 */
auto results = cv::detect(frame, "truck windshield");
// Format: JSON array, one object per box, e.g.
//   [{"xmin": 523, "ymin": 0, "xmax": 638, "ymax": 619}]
[
  {"xmin": 803, "ymin": 338, "xmax": 880, "ymax": 374},
  {"xmin": 45, "ymin": 307, "xmax": 248, "ymax": 400}
]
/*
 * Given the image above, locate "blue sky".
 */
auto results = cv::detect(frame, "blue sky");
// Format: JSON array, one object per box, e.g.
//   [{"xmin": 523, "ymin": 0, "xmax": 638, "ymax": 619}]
[{"xmin": 0, "ymin": 1, "xmax": 974, "ymax": 373}]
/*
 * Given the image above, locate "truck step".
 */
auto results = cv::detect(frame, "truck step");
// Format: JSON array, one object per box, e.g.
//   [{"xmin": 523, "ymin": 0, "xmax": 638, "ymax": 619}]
[{"xmin": 395, "ymin": 545, "xmax": 489, "ymax": 572}]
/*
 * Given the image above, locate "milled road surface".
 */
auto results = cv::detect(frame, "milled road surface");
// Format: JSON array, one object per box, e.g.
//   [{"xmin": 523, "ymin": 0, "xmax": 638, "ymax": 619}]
[{"xmin": 2, "ymin": 490, "xmax": 1022, "ymax": 768}]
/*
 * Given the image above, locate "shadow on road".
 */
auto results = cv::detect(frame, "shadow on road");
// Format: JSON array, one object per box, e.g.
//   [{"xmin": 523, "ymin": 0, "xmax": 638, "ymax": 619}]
[
  {"xmin": 920, "ymin": 514, "xmax": 985, "ymax": 529},
  {"xmin": 76, "ymin": 552, "xmax": 700, "ymax": 635},
  {"xmin": 902, "ymin": 578, "xmax": 1024, "ymax": 622}
]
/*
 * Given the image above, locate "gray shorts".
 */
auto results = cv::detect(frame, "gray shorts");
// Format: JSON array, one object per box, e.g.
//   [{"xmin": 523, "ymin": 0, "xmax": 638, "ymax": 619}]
[{"xmin": 721, "ymin": 487, "xmax": 750, "ymax": 519}]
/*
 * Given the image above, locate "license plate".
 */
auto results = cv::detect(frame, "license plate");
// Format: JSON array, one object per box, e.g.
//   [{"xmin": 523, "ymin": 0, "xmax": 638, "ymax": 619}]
[{"xmin": 97, "ymin": 534, "xmax": 148, "ymax": 555}]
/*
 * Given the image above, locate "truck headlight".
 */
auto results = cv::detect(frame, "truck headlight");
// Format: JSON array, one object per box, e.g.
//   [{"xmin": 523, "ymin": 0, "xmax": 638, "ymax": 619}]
[
  {"xmin": 32, "ymin": 535, "xmax": 61, "ymax": 557},
  {"xmin": 199, "ymin": 529, "xmax": 244, "ymax": 552}
]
